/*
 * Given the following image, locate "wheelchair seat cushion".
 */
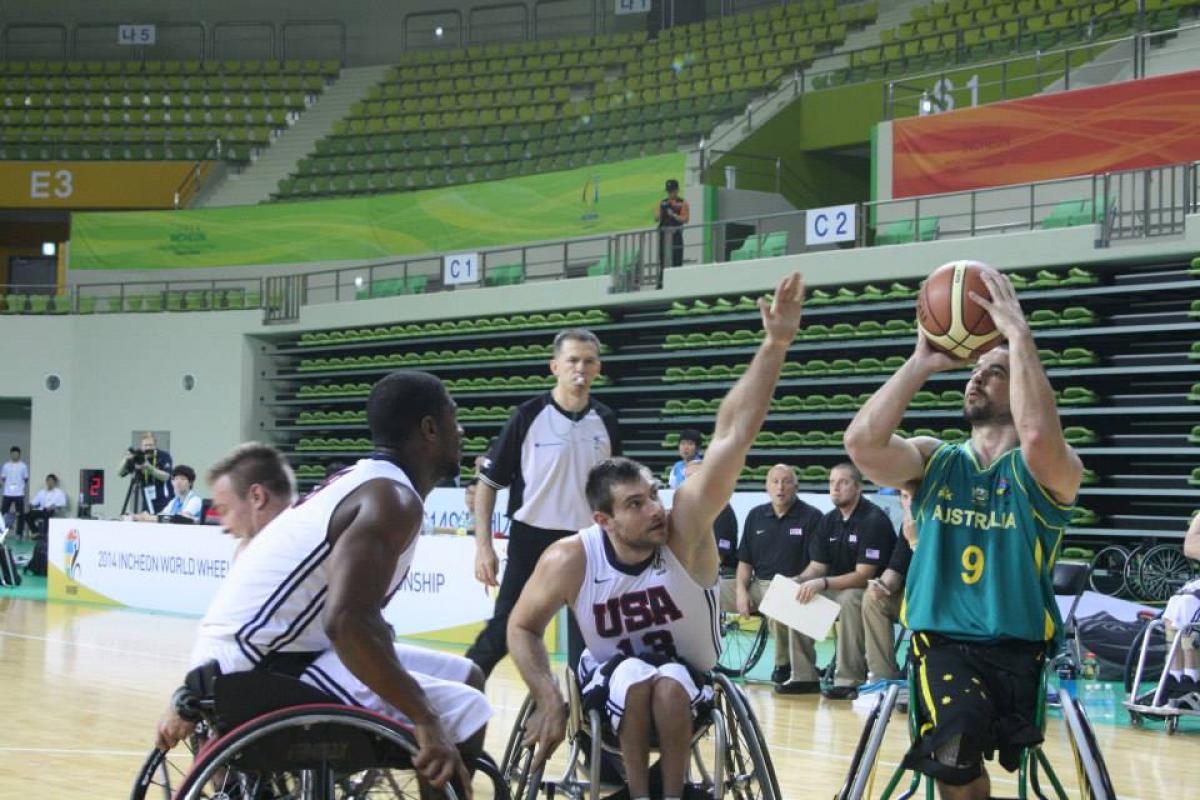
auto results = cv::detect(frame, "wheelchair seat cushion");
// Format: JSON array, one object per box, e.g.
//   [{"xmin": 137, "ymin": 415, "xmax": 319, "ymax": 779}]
[{"xmin": 213, "ymin": 670, "xmax": 340, "ymax": 733}]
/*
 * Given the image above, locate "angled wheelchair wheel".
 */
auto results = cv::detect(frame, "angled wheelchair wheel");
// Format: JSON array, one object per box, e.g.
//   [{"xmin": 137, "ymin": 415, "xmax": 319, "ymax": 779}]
[
  {"xmin": 1060, "ymin": 694, "xmax": 1117, "ymax": 800},
  {"xmin": 1136, "ymin": 544, "xmax": 1196, "ymax": 602},
  {"xmin": 171, "ymin": 704, "xmax": 460, "ymax": 799},
  {"xmin": 1088, "ymin": 545, "xmax": 1129, "ymax": 598},
  {"xmin": 715, "ymin": 612, "xmax": 769, "ymax": 678},
  {"xmin": 712, "ymin": 673, "xmax": 779, "ymax": 799},
  {"xmin": 498, "ymin": 693, "xmax": 540, "ymax": 800},
  {"xmin": 129, "ymin": 727, "xmax": 208, "ymax": 800}
]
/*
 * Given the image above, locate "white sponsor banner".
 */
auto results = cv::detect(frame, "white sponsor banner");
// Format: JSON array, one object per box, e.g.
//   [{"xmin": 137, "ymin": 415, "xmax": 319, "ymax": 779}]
[
  {"xmin": 47, "ymin": 489, "xmax": 898, "ymax": 622},
  {"xmin": 49, "ymin": 518, "xmax": 238, "ymax": 615}
]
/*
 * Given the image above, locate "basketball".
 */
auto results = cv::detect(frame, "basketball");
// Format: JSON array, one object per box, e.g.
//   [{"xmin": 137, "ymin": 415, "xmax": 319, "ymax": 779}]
[{"xmin": 916, "ymin": 260, "xmax": 1003, "ymax": 360}]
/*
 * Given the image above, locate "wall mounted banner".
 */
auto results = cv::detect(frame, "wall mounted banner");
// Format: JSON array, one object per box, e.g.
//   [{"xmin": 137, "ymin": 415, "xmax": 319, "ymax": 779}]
[
  {"xmin": 891, "ymin": 70, "xmax": 1200, "ymax": 198},
  {"xmin": 69, "ymin": 152, "xmax": 686, "ymax": 270},
  {"xmin": 0, "ymin": 161, "xmax": 203, "ymax": 209}
]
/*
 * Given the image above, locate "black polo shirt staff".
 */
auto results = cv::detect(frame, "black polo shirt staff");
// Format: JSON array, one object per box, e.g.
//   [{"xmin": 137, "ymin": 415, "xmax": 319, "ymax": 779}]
[
  {"xmin": 811, "ymin": 498, "xmax": 896, "ymax": 577},
  {"xmin": 738, "ymin": 497, "xmax": 824, "ymax": 579}
]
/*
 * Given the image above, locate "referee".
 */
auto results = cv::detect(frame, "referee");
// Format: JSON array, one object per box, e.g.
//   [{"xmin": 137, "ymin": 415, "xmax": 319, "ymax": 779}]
[{"xmin": 468, "ymin": 328, "xmax": 621, "ymax": 678}]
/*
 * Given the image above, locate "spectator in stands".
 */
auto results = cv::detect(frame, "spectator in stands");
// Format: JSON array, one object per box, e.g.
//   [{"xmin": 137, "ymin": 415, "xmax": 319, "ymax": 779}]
[
  {"xmin": 24, "ymin": 473, "xmax": 67, "ymax": 537},
  {"xmin": 720, "ymin": 463, "xmax": 824, "ymax": 692},
  {"xmin": 142, "ymin": 465, "xmax": 202, "ymax": 523},
  {"xmin": 1139, "ymin": 511, "xmax": 1200, "ymax": 708},
  {"xmin": 2, "ymin": 446, "xmax": 29, "ymax": 539},
  {"xmin": 792, "ymin": 462, "xmax": 896, "ymax": 700},
  {"xmin": 119, "ymin": 432, "xmax": 174, "ymax": 514},
  {"xmin": 655, "ymin": 178, "xmax": 689, "ymax": 268},
  {"xmin": 207, "ymin": 443, "xmax": 296, "ymax": 556},
  {"xmin": 668, "ymin": 428, "xmax": 704, "ymax": 488},
  {"xmin": 862, "ymin": 489, "xmax": 916, "ymax": 682},
  {"xmin": 469, "ymin": 328, "xmax": 621, "ymax": 679}
]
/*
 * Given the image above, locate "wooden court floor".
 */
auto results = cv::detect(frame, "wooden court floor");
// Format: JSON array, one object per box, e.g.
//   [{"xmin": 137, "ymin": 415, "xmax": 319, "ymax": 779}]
[{"xmin": 0, "ymin": 597, "xmax": 1195, "ymax": 799}]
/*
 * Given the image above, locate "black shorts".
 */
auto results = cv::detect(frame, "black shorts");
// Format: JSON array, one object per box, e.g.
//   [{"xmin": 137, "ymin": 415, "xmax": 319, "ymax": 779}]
[{"xmin": 902, "ymin": 632, "xmax": 1047, "ymax": 786}]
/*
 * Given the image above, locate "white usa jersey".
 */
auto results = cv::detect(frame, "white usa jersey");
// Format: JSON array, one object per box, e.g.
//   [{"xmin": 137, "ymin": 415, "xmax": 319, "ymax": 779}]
[
  {"xmin": 572, "ymin": 524, "xmax": 721, "ymax": 672},
  {"xmin": 191, "ymin": 458, "xmax": 420, "ymax": 672}
]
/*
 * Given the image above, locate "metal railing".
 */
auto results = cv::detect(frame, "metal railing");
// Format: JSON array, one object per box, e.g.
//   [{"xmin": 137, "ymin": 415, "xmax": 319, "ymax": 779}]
[
  {"xmin": 4, "ymin": 159, "xmax": 1196, "ymax": 317},
  {"xmin": 702, "ymin": 18, "xmax": 1197, "ymax": 156},
  {"xmin": 173, "ymin": 139, "xmax": 224, "ymax": 209},
  {"xmin": 700, "ymin": 148, "xmax": 814, "ymax": 201}
]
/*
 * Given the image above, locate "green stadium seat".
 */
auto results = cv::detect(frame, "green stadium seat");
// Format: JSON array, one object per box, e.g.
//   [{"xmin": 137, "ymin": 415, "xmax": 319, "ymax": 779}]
[{"xmin": 876, "ymin": 216, "xmax": 939, "ymax": 244}]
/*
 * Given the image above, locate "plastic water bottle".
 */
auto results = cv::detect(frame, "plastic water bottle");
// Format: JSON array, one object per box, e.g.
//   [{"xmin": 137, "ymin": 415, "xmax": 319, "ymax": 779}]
[
  {"xmin": 1079, "ymin": 652, "xmax": 1113, "ymax": 723},
  {"xmin": 1081, "ymin": 651, "xmax": 1099, "ymax": 680}
]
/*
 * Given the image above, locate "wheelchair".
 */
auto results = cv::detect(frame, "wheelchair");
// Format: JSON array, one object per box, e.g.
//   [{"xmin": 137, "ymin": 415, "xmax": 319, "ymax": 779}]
[
  {"xmin": 129, "ymin": 667, "xmax": 508, "ymax": 800},
  {"xmin": 836, "ymin": 660, "xmax": 1115, "ymax": 800},
  {"xmin": 1123, "ymin": 616, "xmax": 1200, "ymax": 734},
  {"xmin": 499, "ymin": 665, "xmax": 780, "ymax": 799},
  {"xmin": 714, "ymin": 611, "xmax": 769, "ymax": 678}
]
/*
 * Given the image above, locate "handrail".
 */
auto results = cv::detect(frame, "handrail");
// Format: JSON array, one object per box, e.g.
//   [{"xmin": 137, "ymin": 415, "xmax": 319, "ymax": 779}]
[
  {"xmin": 11, "ymin": 162, "xmax": 1197, "ymax": 316},
  {"xmin": 280, "ymin": 20, "xmax": 347, "ymax": 66},
  {"xmin": 700, "ymin": 148, "xmax": 813, "ymax": 200},
  {"xmin": 173, "ymin": 138, "xmax": 223, "ymax": 209},
  {"xmin": 212, "ymin": 21, "xmax": 275, "ymax": 63}
]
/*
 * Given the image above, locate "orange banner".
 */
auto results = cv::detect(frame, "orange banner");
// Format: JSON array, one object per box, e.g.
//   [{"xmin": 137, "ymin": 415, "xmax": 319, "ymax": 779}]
[
  {"xmin": 892, "ymin": 70, "xmax": 1200, "ymax": 198},
  {"xmin": 0, "ymin": 161, "xmax": 209, "ymax": 209}
]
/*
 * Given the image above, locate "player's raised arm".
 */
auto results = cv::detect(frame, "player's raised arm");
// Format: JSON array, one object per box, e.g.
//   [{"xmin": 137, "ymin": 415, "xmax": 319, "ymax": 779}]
[
  {"xmin": 845, "ymin": 333, "xmax": 958, "ymax": 491},
  {"xmin": 506, "ymin": 539, "xmax": 585, "ymax": 769},
  {"xmin": 970, "ymin": 271, "xmax": 1082, "ymax": 504},
  {"xmin": 671, "ymin": 272, "xmax": 804, "ymax": 543}
]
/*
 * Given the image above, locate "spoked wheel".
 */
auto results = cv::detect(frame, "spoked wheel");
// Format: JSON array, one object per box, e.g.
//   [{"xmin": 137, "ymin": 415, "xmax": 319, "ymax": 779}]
[
  {"xmin": 1135, "ymin": 544, "xmax": 1197, "ymax": 602},
  {"xmin": 1060, "ymin": 694, "xmax": 1117, "ymax": 800},
  {"xmin": 129, "ymin": 727, "xmax": 207, "ymax": 799},
  {"xmin": 498, "ymin": 694, "xmax": 539, "ymax": 800},
  {"xmin": 1123, "ymin": 545, "xmax": 1149, "ymax": 601},
  {"xmin": 1088, "ymin": 545, "xmax": 1129, "ymax": 598},
  {"xmin": 170, "ymin": 705, "xmax": 460, "ymax": 800},
  {"xmin": 715, "ymin": 612, "xmax": 769, "ymax": 678},
  {"xmin": 712, "ymin": 673, "xmax": 779, "ymax": 800}
]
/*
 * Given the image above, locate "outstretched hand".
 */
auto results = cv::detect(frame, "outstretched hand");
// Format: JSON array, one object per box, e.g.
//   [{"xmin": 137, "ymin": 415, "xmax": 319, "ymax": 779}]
[{"xmin": 758, "ymin": 271, "xmax": 805, "ymax": 346}]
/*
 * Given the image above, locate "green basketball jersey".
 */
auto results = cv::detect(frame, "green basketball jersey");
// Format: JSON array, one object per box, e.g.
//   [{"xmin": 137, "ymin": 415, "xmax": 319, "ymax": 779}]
[{"xmin": 902, "ymin": 442, "xmax": 1074, "ymax": 644}]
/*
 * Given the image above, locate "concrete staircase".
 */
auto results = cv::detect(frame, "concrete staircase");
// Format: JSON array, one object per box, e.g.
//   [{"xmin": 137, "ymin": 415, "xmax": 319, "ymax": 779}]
[
  {"xmin": 200, "ymin": 64, "xmax": 391, "ymax": 208},
  {"xmin": 1044, "ymin": 19, "xmax": 1200, "ymax": 92}
]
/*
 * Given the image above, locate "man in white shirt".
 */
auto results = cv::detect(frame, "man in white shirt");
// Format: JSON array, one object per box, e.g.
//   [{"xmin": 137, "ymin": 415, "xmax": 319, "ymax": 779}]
[
  {"xmin": 141, "ymin": 465, "xmax": 202, "ymax": 523},
  {"xmin": 25, "ymin": 473, "xmax": 67, "ymax": 537},
  {"xmin": 1, "ymin": 446, "xmax": 29, "ymax": 539}
]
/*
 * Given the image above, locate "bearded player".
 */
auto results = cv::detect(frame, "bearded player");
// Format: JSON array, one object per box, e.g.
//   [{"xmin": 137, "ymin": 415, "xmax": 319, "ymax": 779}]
[{"xmin": 844, "ymin": 268, "xmax": 1082, "ymax": 800}]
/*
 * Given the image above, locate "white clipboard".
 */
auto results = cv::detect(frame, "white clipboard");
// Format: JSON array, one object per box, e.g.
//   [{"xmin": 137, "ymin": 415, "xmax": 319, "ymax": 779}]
[{"xmin": 758, "ymin": 575, "xmax": 842, "ymax": 640}]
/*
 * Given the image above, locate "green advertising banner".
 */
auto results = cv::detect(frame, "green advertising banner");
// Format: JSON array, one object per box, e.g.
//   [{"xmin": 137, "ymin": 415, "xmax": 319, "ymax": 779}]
[{"xmin": 69, "ymin": 152, "xmax": 686, "ymax": 270}]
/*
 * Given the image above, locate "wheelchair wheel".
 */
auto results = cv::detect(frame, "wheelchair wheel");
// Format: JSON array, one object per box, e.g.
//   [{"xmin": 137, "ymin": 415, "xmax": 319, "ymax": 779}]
[
  {"xmin": 1135, "ymin": 544, "xmax": 1196, "ymax": 602},
  {"xmin": 171, "ymin": 704, "xmax": 460, "ymax": 799},
  {"xmin": 1060, "ymin": 694, "xmax": 1117, "ymax": 800},
  {"xmin": 715, "ymin": 612, "xmax": 769, "ymax": 678},
  {"xmin": 498, "ymin": 693, "xmax": 539, "ymax": 800},
  {"xmin": 1088, "ymin": 545, "xmax": 1129, "ymax": 597},
  {"xmin": 712, "ymin": 674, "xmax": 779, "ymax": 799},
  {"xmin": 129, "ymin": 727, "xmax": 208, "ymax": 799}
]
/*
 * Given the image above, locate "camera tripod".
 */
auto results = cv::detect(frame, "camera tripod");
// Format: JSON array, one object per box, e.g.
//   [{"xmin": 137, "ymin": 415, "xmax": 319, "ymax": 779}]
[{"xmin": 121, "ymin": 468, "xmax": 152, "ymax": 516}]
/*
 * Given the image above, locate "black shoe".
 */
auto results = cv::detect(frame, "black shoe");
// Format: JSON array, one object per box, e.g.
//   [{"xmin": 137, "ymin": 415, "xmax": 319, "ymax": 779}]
[
  {"xmin": 822, "ymin": 685, "xmax": 859, "ymax": 700},
  {"xmin": 1170, "ymin": 675, "xmax": 1198, "ymax": 699},
  {"xmin": 1135, "ymin": 675, "xmax": 1178, "ymax": 706},
  {"xmin": 774, "ymin": 680, "xmax": 820, "ymax": 695},
  {"xmin": 770, "ymin": 665, "xmax": 791, "ymax": 684}
]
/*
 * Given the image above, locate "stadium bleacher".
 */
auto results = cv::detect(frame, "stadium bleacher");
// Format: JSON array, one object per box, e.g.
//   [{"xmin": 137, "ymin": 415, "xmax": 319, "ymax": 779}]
[{"xmin": 0, "ymin": 58, "xmax": 339, "ymax": 163}]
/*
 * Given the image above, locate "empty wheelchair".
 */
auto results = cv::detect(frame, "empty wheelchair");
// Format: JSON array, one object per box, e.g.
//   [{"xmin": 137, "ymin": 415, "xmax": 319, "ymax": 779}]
[
  {"xmin": 130, "ymin": 667, "xmax": 508, "ymax": 800},
  {"xmin": 500, "ymin": 667, "xmax": 779, "ymax": 799},
  {"xmin": 836, "ymin": 664, "xmax": 1115, "ymax": 800}
]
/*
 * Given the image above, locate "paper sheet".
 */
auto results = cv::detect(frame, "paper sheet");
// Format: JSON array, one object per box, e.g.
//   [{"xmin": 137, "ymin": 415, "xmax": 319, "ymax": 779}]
[{"xmin": 759, "ymin": 575, "xmax": 842, "ymax": 640}]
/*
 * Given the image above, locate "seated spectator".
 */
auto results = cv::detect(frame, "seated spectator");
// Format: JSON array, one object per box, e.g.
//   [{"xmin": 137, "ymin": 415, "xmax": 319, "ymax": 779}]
[
  {"xmin": 719, "ymin": 463, "xmax": 824, "ymax": 691},
  {"xmin": 668, "ymin": 428, "xmax": 703, "ymax": 488},
  {"xmin": 862, "ymin": 489, "xmax": 916, "ymax": 682},
  {"xmin": 24, "ymin": 474, "xmax": 67, "ymax": 537},
  {"xmin": 141, "ymin": 465, "xmax": 202, "ymax": 523},
  {"xmin": 1139, "ymin": 512, "xmax": 1200, "ymax": 707},
  {"xmin": 791, "ymin": 462, "xmax": 896, "ymax": 699}
]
